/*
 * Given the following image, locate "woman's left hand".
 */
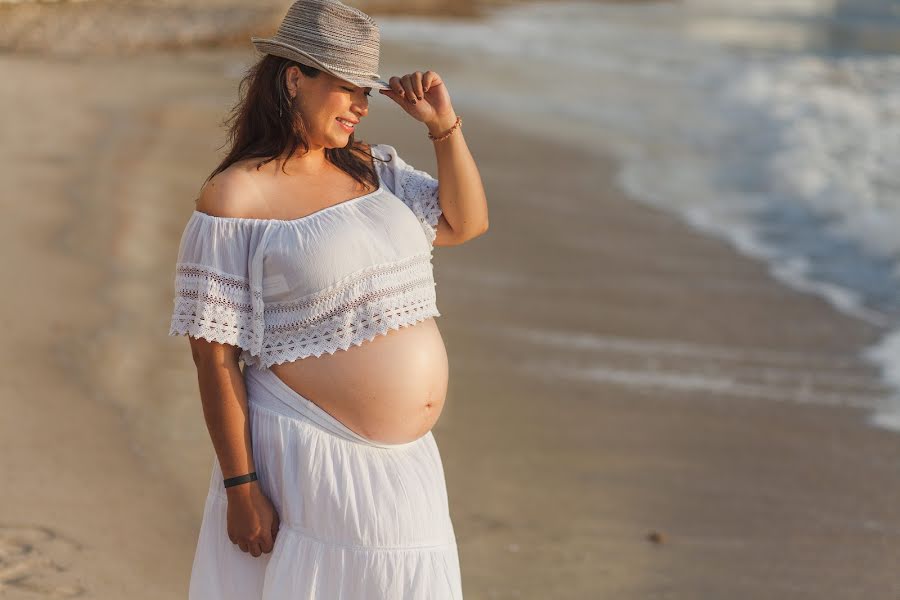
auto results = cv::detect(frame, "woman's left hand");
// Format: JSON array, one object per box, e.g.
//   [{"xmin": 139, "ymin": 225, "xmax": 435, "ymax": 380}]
[{"xmin": 379, "ymin": 71, "xmax": 455, "ymax": 127}]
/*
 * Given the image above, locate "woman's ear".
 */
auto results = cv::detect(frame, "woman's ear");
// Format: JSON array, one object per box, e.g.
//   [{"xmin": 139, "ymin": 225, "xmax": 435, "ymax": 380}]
[{"xmin": 285, "ymin": 64, "xmax": 303, "ymax": 97}]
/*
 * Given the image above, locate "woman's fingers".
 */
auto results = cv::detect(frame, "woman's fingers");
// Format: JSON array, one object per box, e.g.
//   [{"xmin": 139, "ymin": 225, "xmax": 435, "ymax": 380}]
[
  {"xmin": 400, "ymin": 74, "xmax": 417, "ymax": 103},
  {"xmin": 412, "ymin": 71, "xmax": 425, "ymax": 100},
  {"xmin": 423, "ymin": 70, "xmax": 436, "ymax": 93},
  {"xmin": 226, "ymin": 491, "xmax": 280, "ymax": 557},
  {"xmin": 381, "ymin": 71, "xmax": 443, "ymax": 111},
  {"xmin": 388, "ymin": 75, "xmax": 405, "ymax": 98},
  {"xmin": 249, "ymin": 541, "xmax": 262, "ymax": 558},
  {"xmin": 385, "ymin": 74, "xmax": 417, "ymax": 104}
]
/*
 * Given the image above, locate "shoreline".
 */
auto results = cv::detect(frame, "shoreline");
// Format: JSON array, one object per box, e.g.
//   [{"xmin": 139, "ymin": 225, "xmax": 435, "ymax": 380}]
[{"xmin": 1, "ymin": 40, "xmax": 898, "ymax": 598}]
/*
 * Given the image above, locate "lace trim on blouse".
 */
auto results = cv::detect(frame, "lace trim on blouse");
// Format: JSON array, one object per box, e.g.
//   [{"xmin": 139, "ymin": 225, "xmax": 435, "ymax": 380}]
[
  {"xmin": 169, "ymin": 262, "xmax": 261, "ymax": 351},
  {"xmin": 258, "ymin": 252, "xmax": 439, "ymax": 366},
  {"xmin": 399, "ymin": 163, "xmax": 442, "ymax": 244},
  {"xmin": 169, "ymin": 252, "xmax": 440, "ymax": 367}
]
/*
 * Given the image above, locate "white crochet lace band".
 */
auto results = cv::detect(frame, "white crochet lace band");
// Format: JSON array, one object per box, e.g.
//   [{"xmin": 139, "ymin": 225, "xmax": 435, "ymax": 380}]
[
  {"xmin": 257, "ymin": 251, "xmax": 439, "ymax": 366},
  {"xmin": 169, "ymin": 251, "xmax": 440, "ymax": 367},
  {"xmin": 395, "ymin": 159, "xmax": 442, "ymax": 245},
  {"xmin": 169, "ymin": 261, "xmax": 261, "ymax": 355}
]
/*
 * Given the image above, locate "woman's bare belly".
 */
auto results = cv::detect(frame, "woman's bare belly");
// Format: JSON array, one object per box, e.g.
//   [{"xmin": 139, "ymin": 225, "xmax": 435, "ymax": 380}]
[{"xmin": 268, "ymin": 318, "xmax": 449, "ymax": 444}]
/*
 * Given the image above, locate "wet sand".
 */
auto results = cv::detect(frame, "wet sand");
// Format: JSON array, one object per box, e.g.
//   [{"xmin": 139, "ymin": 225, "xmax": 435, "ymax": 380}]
[{"xmin": 1, "ymin": 38, "xmax": 899, "ymax": 599}]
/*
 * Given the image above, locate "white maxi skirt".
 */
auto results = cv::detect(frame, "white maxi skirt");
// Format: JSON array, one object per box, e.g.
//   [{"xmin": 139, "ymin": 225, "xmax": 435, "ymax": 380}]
[{"xmin": 188, "ymin": 364, "xmax": 463, "ymax": 599}]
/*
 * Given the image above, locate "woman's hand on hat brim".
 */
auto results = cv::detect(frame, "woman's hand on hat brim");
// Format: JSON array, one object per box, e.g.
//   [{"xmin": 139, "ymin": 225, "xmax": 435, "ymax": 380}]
[{"xmin": 379, "ymin": 71, "xmax": 454, "ymax": 126}]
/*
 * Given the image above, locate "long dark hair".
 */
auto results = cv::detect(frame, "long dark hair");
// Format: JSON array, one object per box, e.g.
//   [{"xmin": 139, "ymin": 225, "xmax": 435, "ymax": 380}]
[{"xmin": 203, "ymin": 54, "xmax": 385, "ymax": 190}]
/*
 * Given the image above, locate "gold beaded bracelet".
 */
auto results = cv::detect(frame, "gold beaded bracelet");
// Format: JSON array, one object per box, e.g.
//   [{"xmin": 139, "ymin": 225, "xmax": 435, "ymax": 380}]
[{"xmin": 427, "ymin": 115, "xmax": 462, "ymax": 142}]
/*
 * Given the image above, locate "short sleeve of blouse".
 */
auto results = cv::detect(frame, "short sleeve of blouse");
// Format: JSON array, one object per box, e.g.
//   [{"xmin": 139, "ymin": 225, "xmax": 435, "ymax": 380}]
[
  {"xmin": 168, "ymin": 212, "xmax": 263, "ymax": 353},
  {"xmin": 374, "ymin": 143, "xmax": 442, "ymax": 245}
]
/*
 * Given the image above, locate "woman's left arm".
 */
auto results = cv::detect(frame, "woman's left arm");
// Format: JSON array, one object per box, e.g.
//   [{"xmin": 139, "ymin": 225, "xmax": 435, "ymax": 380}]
[{"xmin": 380, "ymin": 70, "xmax": 489, "ymax": 244}]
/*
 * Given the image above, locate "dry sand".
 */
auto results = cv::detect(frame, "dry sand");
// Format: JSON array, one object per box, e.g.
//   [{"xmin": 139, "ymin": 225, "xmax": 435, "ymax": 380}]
[
  {"xmin": 0, "ymin": 0, "xmax": 625, "ymax": 56},
  {"xmin": 1, "ymin": 36, "xmax": 899, "ymax": 600}
]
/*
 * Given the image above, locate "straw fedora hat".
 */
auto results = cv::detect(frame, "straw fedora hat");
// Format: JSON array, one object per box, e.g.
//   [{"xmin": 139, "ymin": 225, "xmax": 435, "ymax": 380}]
[{"xmin": 251, "ymin": 0, "xmax": 391, "ymax": 91}]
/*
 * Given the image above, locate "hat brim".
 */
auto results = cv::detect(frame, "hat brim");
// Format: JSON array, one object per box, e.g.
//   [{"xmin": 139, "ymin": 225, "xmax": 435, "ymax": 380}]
[{"xmin": 251, "ymin": 37, "xmax": 391, "ymax": 91}]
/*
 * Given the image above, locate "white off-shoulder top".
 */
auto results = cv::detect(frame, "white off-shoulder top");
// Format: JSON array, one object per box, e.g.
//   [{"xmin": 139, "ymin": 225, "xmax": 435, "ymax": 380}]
[{"xmin": 168, "ymin": 143, "xmax": 442, "ymax": 369}]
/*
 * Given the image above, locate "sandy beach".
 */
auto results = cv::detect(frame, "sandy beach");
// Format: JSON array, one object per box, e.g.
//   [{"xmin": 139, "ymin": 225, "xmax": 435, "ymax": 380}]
[
  {"xmin": 2, "ymin": 11, "xmax": 900, "ymax": 600},
  {"xmin": 0, "ymin": 0, "xmax": 591, "ymax": 56}
]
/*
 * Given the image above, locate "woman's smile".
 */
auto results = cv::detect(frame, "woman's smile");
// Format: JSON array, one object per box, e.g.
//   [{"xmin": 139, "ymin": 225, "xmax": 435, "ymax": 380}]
[{"xmin": 336, "ymin": 117, "xmax": 357, "ymax": 132}]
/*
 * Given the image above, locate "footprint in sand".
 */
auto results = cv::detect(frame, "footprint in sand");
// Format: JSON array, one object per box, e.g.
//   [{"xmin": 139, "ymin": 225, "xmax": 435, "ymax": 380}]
[{"xmin": 0, "ymin": 524, "xmax": 86, "ymax": 598}]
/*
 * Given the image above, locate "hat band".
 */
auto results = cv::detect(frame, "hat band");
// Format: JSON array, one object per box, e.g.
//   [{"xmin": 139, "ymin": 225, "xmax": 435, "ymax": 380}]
[{"xmin": 252, "ymin": 37, "xmax": 382, "ymax": 81}]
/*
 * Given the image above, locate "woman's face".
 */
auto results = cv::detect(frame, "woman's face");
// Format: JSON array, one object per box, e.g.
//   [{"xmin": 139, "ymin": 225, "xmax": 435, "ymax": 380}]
[{"xmin": 289, "ymin": 65, "xmax": 371, "ymax": 149}]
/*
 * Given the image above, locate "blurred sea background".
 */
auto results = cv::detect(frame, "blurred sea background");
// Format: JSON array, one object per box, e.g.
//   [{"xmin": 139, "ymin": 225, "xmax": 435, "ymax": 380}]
[{"xmin": 371, "ymin": 0, "xmax": 900, "ymax": 433}]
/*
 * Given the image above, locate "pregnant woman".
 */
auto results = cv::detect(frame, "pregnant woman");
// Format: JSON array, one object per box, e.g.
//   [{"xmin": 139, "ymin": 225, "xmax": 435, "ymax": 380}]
[{"xmin": 167, "ymin": 0, "xmax": 488, "ymax": 597}]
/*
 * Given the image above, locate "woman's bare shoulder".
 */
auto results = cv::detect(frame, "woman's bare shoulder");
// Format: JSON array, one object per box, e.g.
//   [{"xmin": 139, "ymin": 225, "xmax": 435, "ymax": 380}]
[{"xmin": 195, "ymin": 160, "xmax": 267, "ymax": 219}]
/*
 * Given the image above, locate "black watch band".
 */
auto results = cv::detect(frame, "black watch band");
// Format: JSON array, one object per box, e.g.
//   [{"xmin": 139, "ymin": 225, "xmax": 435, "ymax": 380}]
[{"xmin": 223, "ymin": 472, "xmax": 258, "ymax": 488}]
